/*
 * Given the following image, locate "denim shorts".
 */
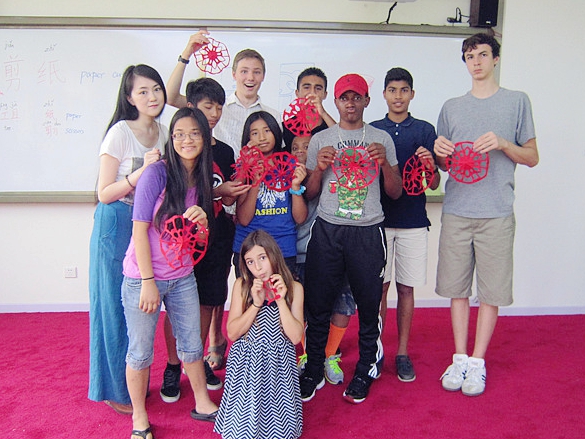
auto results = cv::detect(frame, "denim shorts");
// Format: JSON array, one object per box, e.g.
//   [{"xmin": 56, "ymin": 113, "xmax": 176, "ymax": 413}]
[
  {"xmin": 332, "ymin": 285, "xmax": 356, "ymax": 316},
  {"xmin": 122, "ymin": 273, "xmax": 203, "ymax": 370}
]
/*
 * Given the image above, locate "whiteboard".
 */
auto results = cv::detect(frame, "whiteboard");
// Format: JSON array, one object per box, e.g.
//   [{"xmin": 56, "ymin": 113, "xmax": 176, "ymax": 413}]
[{"xmin": 0, "ymin": 28, "xmax": 469, "ymax": 194}]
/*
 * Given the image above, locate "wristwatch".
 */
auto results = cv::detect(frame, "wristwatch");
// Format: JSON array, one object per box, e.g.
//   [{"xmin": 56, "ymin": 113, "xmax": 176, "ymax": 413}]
[{"xmin": 178, "ymin": 55, "xmax": 190, "ymax": 64}]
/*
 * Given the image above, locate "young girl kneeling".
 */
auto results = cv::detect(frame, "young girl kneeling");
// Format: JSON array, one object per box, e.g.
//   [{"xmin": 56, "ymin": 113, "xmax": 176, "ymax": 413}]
[{"xmin": 214, "ymin": 230, "xmax": 304, "ymax": 439}]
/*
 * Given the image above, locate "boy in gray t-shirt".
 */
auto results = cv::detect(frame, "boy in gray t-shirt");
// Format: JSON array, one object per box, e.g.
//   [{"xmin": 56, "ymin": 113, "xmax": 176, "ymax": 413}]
[
  {"xmin": 300, "ymin": 74, "xmax": 402, "ymax": 404},
  {"xmin": 434, "ymin": 33, "xmax": 539, "ymax": 397}
]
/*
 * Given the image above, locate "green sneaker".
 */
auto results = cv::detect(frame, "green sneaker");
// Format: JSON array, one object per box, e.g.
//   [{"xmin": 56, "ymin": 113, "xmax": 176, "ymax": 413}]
[
  {"xmin": 297, "ymin": 353, "xmax": 307, "ymax": 376},
  {"xmin": 324, "ymin": 354, "xmax": 344, "ymax": 385}
]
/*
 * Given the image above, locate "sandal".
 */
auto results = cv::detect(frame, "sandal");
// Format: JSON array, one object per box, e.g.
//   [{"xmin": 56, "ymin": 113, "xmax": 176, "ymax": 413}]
[
  {"xmin": 104, "ymin": 400, "xmax": 133, "ymax": 415},
  {"xmin": 131, "ymin": 426, "xmax": 154, "ymax": 439},
  {"xmin": 190, "ymin": 409, "xmax": 218, "ymax": 422},
  {"xmin": 204, "ymin": 339, "xmax": 227, "ymax": 371}
]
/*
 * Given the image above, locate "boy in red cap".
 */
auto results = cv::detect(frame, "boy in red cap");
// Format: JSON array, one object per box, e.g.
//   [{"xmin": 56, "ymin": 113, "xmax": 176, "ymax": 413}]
[{"xmin": 301, "ymin": 73, "xmax": 402, "ymax": 404}]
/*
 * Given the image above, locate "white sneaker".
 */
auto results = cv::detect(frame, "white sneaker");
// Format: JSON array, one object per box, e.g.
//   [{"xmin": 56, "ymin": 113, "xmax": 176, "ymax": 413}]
[
  {"xmin": 324, "ymin": 354, "xmax": 344, "ymax": 385},
  {"xmin": 462, "ymin": 357, "xmax": 486, "ymax": 396},
  {"xmin": 440, "ymin": 353, "xmax": 468, "ymax": 391}
]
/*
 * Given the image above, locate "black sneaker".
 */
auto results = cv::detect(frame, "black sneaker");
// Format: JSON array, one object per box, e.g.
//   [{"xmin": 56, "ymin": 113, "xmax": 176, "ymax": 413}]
[
  {"xmin": 395, "ymin": 355, "xmax": 416, "ymax": 382},
  {"xmin": 204, "ymin": 361, "xmax": 223, "ymax": 391},
  {"xmin": 299, "ymin": 373, "xmax": 325, "ymax": 402},
  {"xmin": 160, "ymin": 363, "xmax": 181, "ymax": 403},
  {"xmin": 343, "ymin": 374, "xmax": 373, "ymax": 404}
]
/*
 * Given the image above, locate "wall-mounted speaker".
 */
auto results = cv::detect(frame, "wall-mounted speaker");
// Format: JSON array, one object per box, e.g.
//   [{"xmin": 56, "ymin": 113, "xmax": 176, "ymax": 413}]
[{"xmin": 470, "ymin": 0, "xmax": 499, "ymax": 28}]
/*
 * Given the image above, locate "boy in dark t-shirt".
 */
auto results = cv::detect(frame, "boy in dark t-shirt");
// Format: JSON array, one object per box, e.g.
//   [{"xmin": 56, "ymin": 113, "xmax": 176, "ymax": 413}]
[
  {"xmin": 371, "ymin": 67, "xmax": 440, "ymax": 384},
  {"xmin": 163, "ymin": 44, "xmax": 252, "ymax": 399}
]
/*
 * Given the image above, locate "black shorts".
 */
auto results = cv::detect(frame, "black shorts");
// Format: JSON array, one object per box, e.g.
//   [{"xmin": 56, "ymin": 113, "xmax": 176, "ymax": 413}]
[{"xmin": 193, "ymin": 216, "xmax": 235, "ymax": 307}]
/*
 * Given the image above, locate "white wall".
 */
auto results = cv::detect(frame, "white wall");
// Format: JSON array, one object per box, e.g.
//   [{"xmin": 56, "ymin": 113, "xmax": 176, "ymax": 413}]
[
  {"xmin": 1, "ymin": 0, "xmax": 584, "ymax": 315},
  {"xmin": 1, "ymin": 0, "xmax": 469, "ymax": 26},
  {"xmin": 0, "ymin": 203, "xmax": 95, "ymax": 311},
  {"xmin": 498, "ymin": 0, "xmax": 585, "ymax": 314}
]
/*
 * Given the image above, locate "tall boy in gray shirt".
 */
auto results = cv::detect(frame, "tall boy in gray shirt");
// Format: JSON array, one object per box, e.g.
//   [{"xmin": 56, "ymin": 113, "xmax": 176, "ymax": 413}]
[{"xmin": 434, "ymin": 33, "xmax": 539, "ymax": 397}]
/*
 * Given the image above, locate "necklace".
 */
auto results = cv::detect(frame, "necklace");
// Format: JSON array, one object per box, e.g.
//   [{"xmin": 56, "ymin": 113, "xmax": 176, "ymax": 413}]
[{"xmin": 337, "ymin": 123, "xmax": 366, "ymax": 149}]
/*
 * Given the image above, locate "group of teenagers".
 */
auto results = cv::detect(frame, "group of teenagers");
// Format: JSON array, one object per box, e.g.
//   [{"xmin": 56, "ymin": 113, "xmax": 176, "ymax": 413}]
[{"xmin": 88, "ymin": 30, "xmax": 539, "ymax": 439}]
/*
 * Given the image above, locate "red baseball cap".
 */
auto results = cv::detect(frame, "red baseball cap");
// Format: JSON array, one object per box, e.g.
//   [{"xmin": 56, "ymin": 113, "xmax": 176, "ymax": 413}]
[{"xmin": 334, "ymin": 74, "xmax": 369, "ymax": 99}]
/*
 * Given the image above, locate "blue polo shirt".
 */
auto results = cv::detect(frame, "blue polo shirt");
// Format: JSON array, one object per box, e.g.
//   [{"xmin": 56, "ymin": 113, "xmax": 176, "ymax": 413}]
[{"xmin": 370, "ymin": 114, "xmax": 437, "ymax": 229}]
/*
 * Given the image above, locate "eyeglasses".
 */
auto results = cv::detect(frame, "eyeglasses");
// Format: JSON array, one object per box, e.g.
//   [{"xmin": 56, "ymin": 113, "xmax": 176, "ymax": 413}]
[
  {"xmin": 172, "ymin": 132, "xmax": 202, "ymax": 141},
  {"xmin": 338, "ymin": 95, "xmax": 364, "ymax": 103}
]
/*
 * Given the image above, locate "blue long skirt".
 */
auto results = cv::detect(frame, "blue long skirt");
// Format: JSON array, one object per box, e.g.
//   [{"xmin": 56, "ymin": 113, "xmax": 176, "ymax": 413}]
[{"xmin": 88, "ymin": 201, "xmax": 133, "ymax": 404}]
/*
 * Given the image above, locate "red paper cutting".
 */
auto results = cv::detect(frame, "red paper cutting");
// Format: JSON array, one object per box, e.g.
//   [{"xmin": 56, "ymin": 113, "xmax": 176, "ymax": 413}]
[
  {"xmin": 445, "ymin": 141, "xmax": 489, "ymax": 184},
  {"xmin": 331, "ymin": 147, "xmax": 379, "ymax": 190},
  {"xmin": 263, "ymin": 280, "xmax": 281, "ymax": 305},
  {"xmin": 159, "ymin": 215, "xmax": 209, "ymax": 269},
  {"xmin": 263, "ymin": 152, "xmax": 297, "ymax": 192},
  {"xmin": 231, "ymin": 145, "xmax": 267, "ymax": 187},
  {"xmin": 282, "ymin": 98, "xmax": 320, "ymax": 137},
  {"xmin": 402, "ymin": 154, "xmax": 436, "ymax": 196},
  {"xmin": 194, "ymin": 38, "xmax": 230, "ymax": 74}
]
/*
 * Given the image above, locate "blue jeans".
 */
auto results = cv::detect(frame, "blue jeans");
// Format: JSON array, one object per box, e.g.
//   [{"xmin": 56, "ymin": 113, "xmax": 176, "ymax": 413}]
[
  {"xmin": 122, "ymin": 273, "xmax": 203, "ymax": 370},
  {"xmin": 88, "ymin": 201, "xmax": 133, "ymax": 404}
]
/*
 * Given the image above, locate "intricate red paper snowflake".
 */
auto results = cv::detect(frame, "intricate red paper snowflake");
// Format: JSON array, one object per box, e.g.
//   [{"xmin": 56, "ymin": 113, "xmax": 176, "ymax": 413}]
[
  {"xmin": 263, "ymin": 152, "xmax": 297, "ymax": 192},
  {"xmin": 331, "ymin": 147, "xmax": 379, "ymax": 190},
  {"xmin": 263, "ymin": 280, "xmax": 281, "ymax": 305},
  {"xmin": 159, "ymin": 215, "xmax": 209, "ymax": 269},
  {"xmin": 194, "ymin": 38, "xmax": 230, "ymax": 74},
  {"xmin": 282, "ymin": 98, "xmax": 320, "ymax": 137},
  {"xmin": 445, "ymin": 141, "xmax": 489, "ymax": 184},
  {"xmin": 402, "ymin": 154, "xmax": 436, "ymax": 196},
  {"xmin": 231, "ymin": 145, "xmax": 267, "ymax": 187}
]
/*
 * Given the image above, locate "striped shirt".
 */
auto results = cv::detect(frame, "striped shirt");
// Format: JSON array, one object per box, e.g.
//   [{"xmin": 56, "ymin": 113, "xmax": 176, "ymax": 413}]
[{"xmin": 213, "ymin": 92, "xmax": 281, "ymax": 157}]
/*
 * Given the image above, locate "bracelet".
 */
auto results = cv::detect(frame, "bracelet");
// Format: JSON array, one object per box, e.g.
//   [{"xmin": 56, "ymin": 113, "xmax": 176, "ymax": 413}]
[
  {"xmin": 289, "ymin": 185, "xmax": 306, "ymax": 196},
  {"xmin": 142, "ymin": 276, "xmax": 155, "ymax": 281},
  {"xmin": 177, "ymin": 55, "xmax": 190, "ymax": 64},
  {"xmin": 252, "ymin": 302, "xmax": 262, "ymax": 308},
  {"xmin": 125, "ymin": 174, "xmax": 135, "ymax": 189}
]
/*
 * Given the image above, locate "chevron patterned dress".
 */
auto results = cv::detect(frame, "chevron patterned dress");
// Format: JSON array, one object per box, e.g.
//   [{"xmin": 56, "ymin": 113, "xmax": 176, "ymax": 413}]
[{"xmin": 214, "ymin": 301, "xmax": 303, "ymax": 439}]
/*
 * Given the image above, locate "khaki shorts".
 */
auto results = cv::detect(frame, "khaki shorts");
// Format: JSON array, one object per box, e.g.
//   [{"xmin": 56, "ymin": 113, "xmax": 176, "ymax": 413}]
[
  {"xmin": 383, "ymin": 227, "xmax": 428, "ymax": 287},
  {"xmin": 436, "ymin": 213, "xmax": 515, "ymax": 306}
]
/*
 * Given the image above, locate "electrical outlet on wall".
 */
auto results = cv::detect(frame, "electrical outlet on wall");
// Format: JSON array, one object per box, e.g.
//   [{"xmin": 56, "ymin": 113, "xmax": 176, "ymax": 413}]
[{"xmin": 63, "ymin": 266, "xmax": 78, "ymax": 278}]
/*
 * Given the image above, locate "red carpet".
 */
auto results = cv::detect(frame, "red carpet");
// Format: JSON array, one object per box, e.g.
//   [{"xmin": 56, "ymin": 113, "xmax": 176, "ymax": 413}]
[{"xmin": 0, "ymin": 310, "xmax": 583, "ymax": 439}]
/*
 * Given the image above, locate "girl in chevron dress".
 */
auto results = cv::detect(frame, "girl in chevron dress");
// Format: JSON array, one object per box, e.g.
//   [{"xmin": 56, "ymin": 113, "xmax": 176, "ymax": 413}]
[{"xmin": 214, "ymin": 230, "xmax": 304, "ymax": 439}]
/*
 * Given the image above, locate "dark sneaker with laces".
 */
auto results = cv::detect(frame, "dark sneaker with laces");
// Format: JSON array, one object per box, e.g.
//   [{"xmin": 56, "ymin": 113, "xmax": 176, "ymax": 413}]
[
  {"xmin": 343, "ymin": 374, "xmax": 373, "ymax": 404},
  {"xmin": 160, "ymin": 363, "xmax": 181, "ymax": 403},
  {"xmin": 204, "ymin": 361, "xmax": 223, "ymax": 391},
  {"xmin": 395, "ymin": 355, "xmax": 416, "ymax": 382},
  {"xmin": 299, "ymin": 373, "xmax": 325, "ymax": 402}
]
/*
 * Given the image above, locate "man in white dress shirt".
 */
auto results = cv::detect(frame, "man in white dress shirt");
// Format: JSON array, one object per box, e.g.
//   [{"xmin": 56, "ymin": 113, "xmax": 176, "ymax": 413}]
[{"xmin": 213, "ymin": 49, "xmax": 280, "ymax": 156}]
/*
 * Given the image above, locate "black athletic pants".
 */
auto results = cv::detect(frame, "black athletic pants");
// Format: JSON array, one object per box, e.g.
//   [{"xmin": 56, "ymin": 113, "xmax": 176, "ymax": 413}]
[{"xmin": 304, "ymin": 217, "xmax": 386, "ymax": 380}]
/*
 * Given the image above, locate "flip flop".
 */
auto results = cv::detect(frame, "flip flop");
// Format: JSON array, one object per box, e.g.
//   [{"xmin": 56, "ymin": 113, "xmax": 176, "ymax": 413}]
[
  {"xmin": 190, "ymin": 409, "xmax": 218, "ymax": 422},
  {"xmin": 204, "ymin": 339, "xmax": 227, "ymax": 371},
  {"xmin": 131, "ymin": 426, "xmax": 154, "ymax": 439}
]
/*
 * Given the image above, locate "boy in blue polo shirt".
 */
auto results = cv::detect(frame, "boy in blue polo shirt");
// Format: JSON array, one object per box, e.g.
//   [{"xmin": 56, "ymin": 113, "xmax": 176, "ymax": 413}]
[{"xmin": 371, "ymin": 67, "xmax": 440, "ymax": 383}]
